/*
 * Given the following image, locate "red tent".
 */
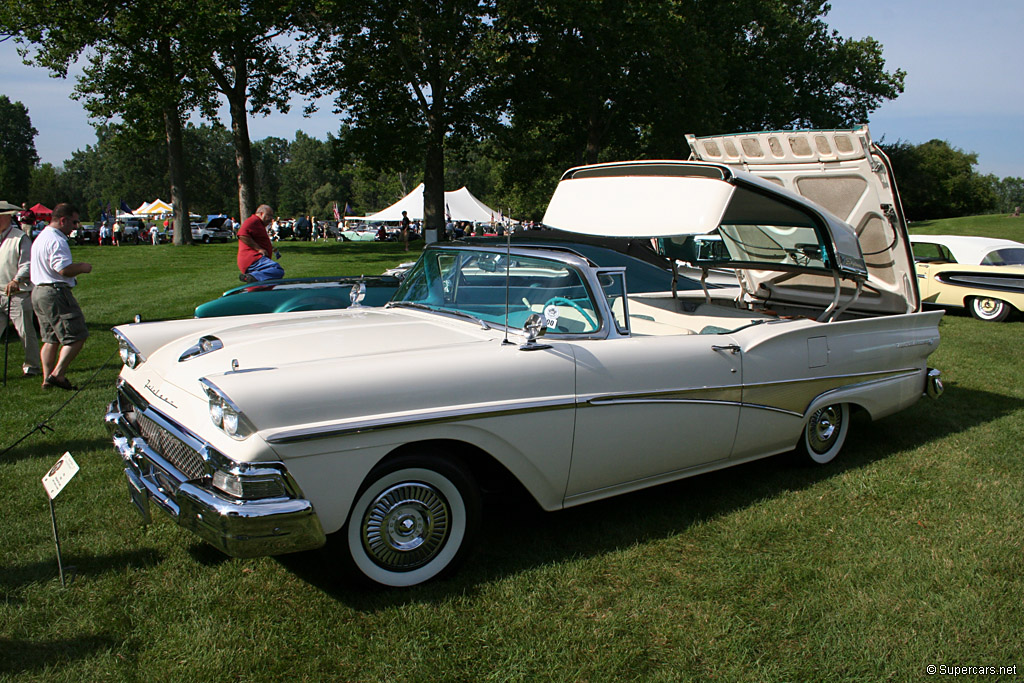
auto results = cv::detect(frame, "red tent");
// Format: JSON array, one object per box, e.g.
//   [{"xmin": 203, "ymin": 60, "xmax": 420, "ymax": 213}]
[{"xmin": 29, "ymin": 203, "xmax": 52, "ymax": 216}]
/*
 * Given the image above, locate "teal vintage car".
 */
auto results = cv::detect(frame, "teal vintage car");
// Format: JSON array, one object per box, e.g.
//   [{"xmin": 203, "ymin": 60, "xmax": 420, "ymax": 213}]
[
  {"xmin": 194, "ymin": 275, "xmax": 402, "ymax": 318},
  {"xmin": 193, "ymin": 233, "xmax": 721, "ymax": 318}
]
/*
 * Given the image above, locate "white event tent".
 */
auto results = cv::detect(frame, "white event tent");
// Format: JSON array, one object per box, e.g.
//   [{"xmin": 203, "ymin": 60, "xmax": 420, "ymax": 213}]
[{"xmin": 353, "ymin": 184, "xmax": 509, "ymax": 223}]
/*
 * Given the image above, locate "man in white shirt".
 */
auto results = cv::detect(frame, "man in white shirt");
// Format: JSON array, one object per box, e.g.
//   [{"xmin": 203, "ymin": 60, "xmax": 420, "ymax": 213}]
[
  {"xmin": 30, "ymin": 203, "xmax": 93, "ymax": 390},
  {"xmin": 0, "ymin": 201, "xmax": 42, "ymax": 377}
]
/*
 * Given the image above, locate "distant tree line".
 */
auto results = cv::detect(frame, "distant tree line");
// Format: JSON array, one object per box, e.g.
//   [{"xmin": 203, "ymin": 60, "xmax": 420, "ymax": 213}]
[
  {"xmin": 1, "ymin": 0, "xmax": 1020, "ymax": 231},
  {"xmin": 880, "ymin": 139, "xmax": 1023, "ymax": 221}
]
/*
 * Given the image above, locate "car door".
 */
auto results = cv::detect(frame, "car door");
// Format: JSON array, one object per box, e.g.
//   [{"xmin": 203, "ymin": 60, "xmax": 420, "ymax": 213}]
[{"xmin": 565, "ymin": 333, "xmax": 742, "ymax": 501}]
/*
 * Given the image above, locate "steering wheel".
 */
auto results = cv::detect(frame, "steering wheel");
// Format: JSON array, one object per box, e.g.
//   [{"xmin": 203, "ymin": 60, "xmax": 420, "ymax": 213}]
[{"xmin": 543, "ymin": 296, "xmax": 597, "ymax": 330}]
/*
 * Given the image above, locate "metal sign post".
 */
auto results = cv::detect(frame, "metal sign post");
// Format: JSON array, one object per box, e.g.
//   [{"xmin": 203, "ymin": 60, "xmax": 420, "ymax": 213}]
[{"xmin": 42, "ymin": 452, "xmax": 80, "ymax": 587}]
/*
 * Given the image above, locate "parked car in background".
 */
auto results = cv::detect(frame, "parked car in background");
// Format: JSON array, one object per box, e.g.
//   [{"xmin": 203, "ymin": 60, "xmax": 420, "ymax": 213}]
[
  {"xmin": 106, "ymin": 127, "xmax": 943, "ymax": 588},
  {"xmin": 191, "ymin": 216, "xmax": 234, "ymax": 243},
  {"xmin": 70, "ymin": 223, "xmax": 100, "ymax": 244},
  {"xmin": 194, "ymin": 275, "xmax": 403, "ymax": 317},
  {"xmin": 910, "ymin": 234, "xmax": 1024, "ymax": 322}
]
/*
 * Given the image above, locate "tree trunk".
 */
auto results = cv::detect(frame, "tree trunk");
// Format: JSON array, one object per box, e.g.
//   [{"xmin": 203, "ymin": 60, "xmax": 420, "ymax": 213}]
[
  {"xmin": 228, "ymin": 89, "xmax": 257, "ymax": 222},
  {"xmin": 163, "ymin": 105, "xmax": 191, "ymax": 245},
  {"xmin": 422, "ymin": 108, "xmax": 445, "ymax": 241}
]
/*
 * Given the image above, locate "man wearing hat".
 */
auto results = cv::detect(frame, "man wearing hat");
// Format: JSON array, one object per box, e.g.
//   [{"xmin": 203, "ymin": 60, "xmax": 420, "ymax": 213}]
[{"xmin": 0, "ymin": 200, "xmax": 42, "ymax": 378}]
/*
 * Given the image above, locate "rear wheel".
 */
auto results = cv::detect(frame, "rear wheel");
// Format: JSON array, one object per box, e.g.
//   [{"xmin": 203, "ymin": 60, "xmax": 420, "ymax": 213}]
[
  {"xmin": 345, "ymin": 456, "xmax": 480, "ymax": 587},
  {"xmin": 797, "ymin": 403, "xmax": 849, "ymax": 465},
  {"xmin": 968, "ymin": 296, "xmax": 1011, "ymax": 322}
]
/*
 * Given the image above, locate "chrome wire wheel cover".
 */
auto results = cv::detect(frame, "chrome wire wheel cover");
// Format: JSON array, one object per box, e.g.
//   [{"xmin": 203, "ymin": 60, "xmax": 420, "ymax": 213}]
[
  {"xmin": 807, "ymin": 405, "xmax": 842, "ymax": 454},
  {"xmin": 361, "ymin": 482, "xmax": 451, "ymax": 571}
]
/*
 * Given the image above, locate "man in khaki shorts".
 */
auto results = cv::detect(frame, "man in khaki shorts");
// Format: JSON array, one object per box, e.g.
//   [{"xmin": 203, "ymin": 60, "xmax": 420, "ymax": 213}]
[{"xmin": 30, "ymin": 203, "xmax": 93, "ymax": 390}]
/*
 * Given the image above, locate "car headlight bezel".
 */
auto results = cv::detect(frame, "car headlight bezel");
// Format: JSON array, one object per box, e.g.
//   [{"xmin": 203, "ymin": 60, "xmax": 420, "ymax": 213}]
[
  {"xmin": 114, "ymin": 330, "xmax": 145, "ymax": 369},
  {"xmin": 200, "ymin": 378, "xmax": 256, "ymax": 440}
]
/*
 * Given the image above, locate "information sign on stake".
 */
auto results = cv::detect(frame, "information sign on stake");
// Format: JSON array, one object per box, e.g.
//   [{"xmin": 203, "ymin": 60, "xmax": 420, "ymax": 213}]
[{"xmin": 42, "ymin": 452, "xmax": 79, "ymax": 587}]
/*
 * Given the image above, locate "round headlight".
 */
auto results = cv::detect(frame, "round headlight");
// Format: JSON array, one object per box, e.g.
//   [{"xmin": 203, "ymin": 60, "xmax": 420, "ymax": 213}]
[
  {"xmin": 119, "ymin": 343, "xmax": 130, "ymax": 365},
  {"xmin": 209, "ymin": 399, "xmax": 224, "ymax": 427},
  {"xmin": 222, "ymin": 407, "xmax": 239, "ymax": 436}
]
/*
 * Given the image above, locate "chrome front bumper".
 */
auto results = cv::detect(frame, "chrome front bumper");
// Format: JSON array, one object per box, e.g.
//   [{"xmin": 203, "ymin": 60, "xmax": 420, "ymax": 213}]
[{"xmin": 105, "ymin": 391, "xmax": 326, "ymax": 558}]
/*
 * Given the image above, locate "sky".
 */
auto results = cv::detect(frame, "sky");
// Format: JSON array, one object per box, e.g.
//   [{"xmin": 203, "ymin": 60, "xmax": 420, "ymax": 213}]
[{"xmin": 2, "ymin": 0, "xmax": 1022, "ymax": 179}]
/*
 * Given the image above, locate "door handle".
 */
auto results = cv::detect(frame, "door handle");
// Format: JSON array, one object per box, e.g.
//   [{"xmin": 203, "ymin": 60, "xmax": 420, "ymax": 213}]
[{"xmin": 711, "ymin": 344, "xmax": 741, "ymax": 354}]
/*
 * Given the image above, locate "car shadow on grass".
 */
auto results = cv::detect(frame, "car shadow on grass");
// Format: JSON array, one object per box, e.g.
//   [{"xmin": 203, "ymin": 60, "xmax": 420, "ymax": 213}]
[
  {"xmin": 0, "ymin": 548, "xmax": 163, "ymax": 595},
  {"xmin": 0, "ymin": 634, "xmax": 120, "ymax": 675},
  {"xmin": 0, "ymin": 435, "xmax": 114, "ymax": 466},
  {"xmin": 280, "ymin": 383, "xmax": 1023, "ymax": 609}
]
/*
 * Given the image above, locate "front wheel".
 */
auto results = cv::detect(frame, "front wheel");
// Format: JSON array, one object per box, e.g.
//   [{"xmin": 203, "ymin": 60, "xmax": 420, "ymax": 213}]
[
  {"xmin": 345, "ymin": 456, "xmax": 480, "ymax": 587},
  {"xmin": 968, "ymin": 296, "xmax": 1011, "ymax": 322},
  {"xmin": 797, "ymin": 403, "xmax": 850, "ymax": 465}
]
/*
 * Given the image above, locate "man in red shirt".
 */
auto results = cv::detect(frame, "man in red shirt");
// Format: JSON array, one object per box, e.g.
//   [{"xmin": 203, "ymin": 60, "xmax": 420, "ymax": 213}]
[{"xmin": 237, "ymin": 204, "xmax": 284, "ymax": 282}]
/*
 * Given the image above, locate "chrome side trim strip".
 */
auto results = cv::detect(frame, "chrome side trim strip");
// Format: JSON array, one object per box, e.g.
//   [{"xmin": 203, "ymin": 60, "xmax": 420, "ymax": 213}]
[
  {"xmin": 266, "ymin": 368, "xmax": 921, "ymax": 445},
  {"xmin": 266, "ymin": 396, "xmax": 577, "ymax": 444}
]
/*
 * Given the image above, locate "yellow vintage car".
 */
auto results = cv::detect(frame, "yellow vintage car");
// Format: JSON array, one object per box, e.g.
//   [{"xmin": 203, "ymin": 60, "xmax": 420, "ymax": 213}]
[{"xmin": 911, "ymin": 235, "xmax": 1024, "ymax": 322}]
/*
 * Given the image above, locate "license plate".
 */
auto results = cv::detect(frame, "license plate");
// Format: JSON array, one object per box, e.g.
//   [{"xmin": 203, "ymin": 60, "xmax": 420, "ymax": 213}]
[{"xmin": 126, "ymin": 472, "xmax": 152, "ymax": 525}]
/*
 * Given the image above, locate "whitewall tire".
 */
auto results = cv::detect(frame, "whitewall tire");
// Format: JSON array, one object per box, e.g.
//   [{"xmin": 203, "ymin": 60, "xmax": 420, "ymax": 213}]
[
  {"xmin": 345, "ymin": 457, "xmax": 480, "ymax": 587},
  {"xmin": 968, "ymin": 296, "xmax": 1011, "ymax": 322},
  {"xmin": 798, "ymin": 403, "xmax": 850, "ymax": 465}
]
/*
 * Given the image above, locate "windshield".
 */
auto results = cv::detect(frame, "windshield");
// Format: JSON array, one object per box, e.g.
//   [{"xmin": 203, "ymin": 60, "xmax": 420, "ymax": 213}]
[
  {"xmin": 981, "ymin": 248, "xmax": 1024, "ymax": 266},
  {"xmin": 392, "ymin": 248, "xmax": 601, "ymax": 334},
  {"xmin": 718, "ymin": 224, "xmax": 831, "ymax": 270}
]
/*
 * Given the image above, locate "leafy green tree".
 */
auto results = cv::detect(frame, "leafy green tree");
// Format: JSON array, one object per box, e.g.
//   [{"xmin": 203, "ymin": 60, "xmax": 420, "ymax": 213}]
[
  {"xmin": 189, "ymin": 0, "xmax": 302, "ymax": 221},
  {"xmin": 182, "ymin": 123, "xmax": 238, "ymax": 216},
  {"xmin": 252, "ymin": 136, "xmax": 291, "ymax": 213},
  {"xmin": 27, "ymin": 162, "xmax": 59, "ymax": 208},
  {"xmin": 278, "ymin": 131, "xmax": 358, "ymax": 219},
  {"xmin": 0, "ymin": 95, "xmax": 39, "ymax": 202},
  {"xmin": 302, "ymin": 0, "xmax": 502, "ymax": 236},
  {"xmin": 492, "ymin": 0, "xmax": 907, "ymax": 217},
  {"xmin": 60, "ymin": 125, "xmax": 170, "ymax": 219},
  {"xmin": 991, "ymin": 176, "xmax": 1024, "ymax": 215},
  {"xmin": 5, "ymin": 0, "xmax": 217, "ymax": 243},
  {"xmin": 881, "ymin": 139, "xmax": 998, "ymax": 220}
]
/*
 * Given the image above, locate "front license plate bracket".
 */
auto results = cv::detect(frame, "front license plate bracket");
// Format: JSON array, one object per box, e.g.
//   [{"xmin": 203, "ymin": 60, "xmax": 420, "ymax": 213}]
[{"xmin": 126, "ymin": 472, "xmax": 152, "ymax": 525}]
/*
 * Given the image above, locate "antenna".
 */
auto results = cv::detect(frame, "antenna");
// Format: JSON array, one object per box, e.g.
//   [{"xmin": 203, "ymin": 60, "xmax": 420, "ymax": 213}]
[{"xmin": 502, "ymin": 224, "xmax": 513, "ymax": 345}]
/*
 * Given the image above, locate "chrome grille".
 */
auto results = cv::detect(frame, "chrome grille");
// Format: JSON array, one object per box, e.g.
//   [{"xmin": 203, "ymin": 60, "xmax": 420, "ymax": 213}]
[{"xmin": 137, "ymin": 414, "xmax": 207, "ymax": 481}]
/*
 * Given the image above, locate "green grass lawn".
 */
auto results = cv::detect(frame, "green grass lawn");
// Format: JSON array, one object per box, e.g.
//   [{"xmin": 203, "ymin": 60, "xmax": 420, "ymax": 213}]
[{"xmin": 2, "ymin": 227, "xmax": 1022, "ymax": 681}]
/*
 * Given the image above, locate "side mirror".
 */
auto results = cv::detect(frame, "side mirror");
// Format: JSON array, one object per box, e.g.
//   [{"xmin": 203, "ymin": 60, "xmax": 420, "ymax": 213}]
[
  {"xmin": 349, "ymin": 282, "xmax": 367, "ymax": 308},
  {"xmin": 520, "ymin": 313, "xmax": 551, "ymax": 351}
]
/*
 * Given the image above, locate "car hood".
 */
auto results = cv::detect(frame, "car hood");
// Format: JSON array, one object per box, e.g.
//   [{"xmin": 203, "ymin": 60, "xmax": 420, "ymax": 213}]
[{"xmin": 116, "ymin": 308, "xmax": 495, "ymax": 401}]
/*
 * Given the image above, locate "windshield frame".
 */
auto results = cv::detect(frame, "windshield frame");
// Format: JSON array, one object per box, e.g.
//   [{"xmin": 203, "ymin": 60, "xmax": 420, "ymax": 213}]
[{"xmin": 391, "ymin": 244, "xmax": 612, "ymax": 339}]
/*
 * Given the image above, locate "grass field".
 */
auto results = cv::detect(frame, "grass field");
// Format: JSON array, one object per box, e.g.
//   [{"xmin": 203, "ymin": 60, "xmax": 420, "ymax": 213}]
[{"xmin": 2, "ymin": 223, "xmax": 1022, "ymax": 681}]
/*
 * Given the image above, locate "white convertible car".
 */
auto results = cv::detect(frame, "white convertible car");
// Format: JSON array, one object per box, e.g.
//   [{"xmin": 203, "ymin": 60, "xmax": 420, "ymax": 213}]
[{"xmin": 106, "ymin": 127, "xmax": 944, "ymax": 587}]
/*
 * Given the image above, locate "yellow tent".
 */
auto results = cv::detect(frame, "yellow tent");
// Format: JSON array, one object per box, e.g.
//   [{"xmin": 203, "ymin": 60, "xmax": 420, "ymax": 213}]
[{"xmin": 135, "ymin": 199, "xmax": 172, "ymax": 216}]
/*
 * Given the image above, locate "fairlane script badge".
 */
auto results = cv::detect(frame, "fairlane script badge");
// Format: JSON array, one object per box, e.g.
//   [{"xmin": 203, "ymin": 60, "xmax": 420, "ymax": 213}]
[
  {"xmin": 42, "ymin": 452, "xmax": 79, "ymax": 500},
  {"xmin": 144, "ymin": 379, "xmax": 178, "ymax": 408}
]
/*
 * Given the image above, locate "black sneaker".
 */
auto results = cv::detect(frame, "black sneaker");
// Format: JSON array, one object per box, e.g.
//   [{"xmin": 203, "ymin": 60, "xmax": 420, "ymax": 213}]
[{"xmin": 239, "ymin": 273, "xmax": 257, "ymax": 283}]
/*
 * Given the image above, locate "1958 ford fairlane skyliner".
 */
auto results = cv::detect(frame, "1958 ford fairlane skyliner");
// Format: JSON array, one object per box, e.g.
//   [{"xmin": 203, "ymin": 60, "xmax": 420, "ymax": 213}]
[{"xmin": 106, "ymin": 127, "xmax": 943, "ymax": 587}]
